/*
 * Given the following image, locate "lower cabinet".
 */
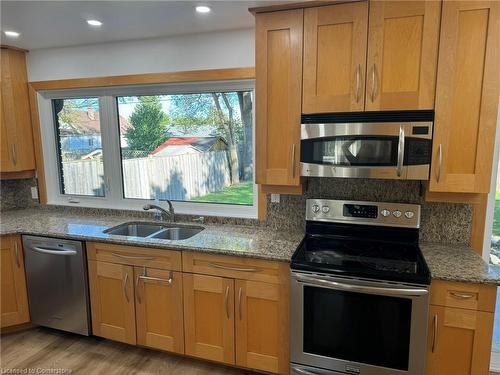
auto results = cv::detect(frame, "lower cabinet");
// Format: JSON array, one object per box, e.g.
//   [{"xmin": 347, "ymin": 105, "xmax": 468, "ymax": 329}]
[
  {"xmin": 426, "ymin": 280, "xmax": 496, "ymax": 375},
  {"xmin": 1, "ymin": 235, "xmax": 30, "ymax": 328}
]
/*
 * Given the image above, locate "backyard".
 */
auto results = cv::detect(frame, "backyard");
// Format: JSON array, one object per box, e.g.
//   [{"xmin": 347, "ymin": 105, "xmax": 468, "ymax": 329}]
[{"xmin": 191, "ymin": 182, "xmax": 253, "ymax": 205}]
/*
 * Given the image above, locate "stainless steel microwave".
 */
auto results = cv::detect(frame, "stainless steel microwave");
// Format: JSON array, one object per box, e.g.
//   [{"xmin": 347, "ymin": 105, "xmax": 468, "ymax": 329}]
[{"xmin": 300, "ymin": 111, "xmax": 434, "ymax": 180}]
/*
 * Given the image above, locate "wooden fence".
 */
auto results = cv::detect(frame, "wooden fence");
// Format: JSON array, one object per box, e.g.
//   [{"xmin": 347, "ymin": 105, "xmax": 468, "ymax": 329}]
[{"xmin": 62, "ymin": 151, "xmax": 231, "ymax": 199}]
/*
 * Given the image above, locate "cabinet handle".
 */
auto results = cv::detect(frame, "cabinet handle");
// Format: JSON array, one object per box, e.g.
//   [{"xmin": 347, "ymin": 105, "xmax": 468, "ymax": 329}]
[
  {"xmin": 355, "ymin": 64, "xmax": 361, "ymax": 103},
  {"xmin": 139, "ymin": 274, "xmax": 173, "ymax": 285},
  {"xmin": 111, "ymin": 252, "xmax": 155, "ymax": 261},
  {"xmin": 135, "ymin": 274, "xmax": 142, "ymax": 304},
  {"xmin": 11, "ymin": 144, "xmax": 17, "ymax": 166},
  {"xmin": 436, "ymin": 144, "xmax": 442, "ymax": 183},
  {"xmin": 291, "ymin": 144, "xmax": 296, "ymax": 179},
  {"xmin": 238, "ymin": 287, "xmax": 242, "ymax": 320},
  {"xmin": 450, "ymin": 292, "xmax": 475, "ymax": 300},
  {"xmin": 432, "ymin": 314, "xmax": 438, "ymax": 353},
  {"xmin": 224, "ymin": 285, "xmax": 229, "ymax": 319},
  {"xmin": 14, "ymin": 242, "xmax": 21, "ymax": 268},
  {"xmin": 208, "ymin": 263, "xmax": 261, "ymax": 273},
  {"xmin": 370, "ymin": 64, "xmax": 377, "ymax": 102},
  {"xmin": 123, "ymin": 273, "xmax": 130, "ymax": 303}
]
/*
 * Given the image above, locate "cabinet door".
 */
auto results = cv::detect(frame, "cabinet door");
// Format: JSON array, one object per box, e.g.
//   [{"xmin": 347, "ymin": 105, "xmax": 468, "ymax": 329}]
[
  {"xmin": 366, "ymin": 1, "xmax": 441, "ymax": 110},
  {"xmin": 1, "ymin": 236, "xmax": 30, "ymax": 328},
  {"xmin": 303, "ymin": 2, "xmax": 368, "ymax": 113},
  {"xmin": 88, "ymin": 260, "xmax": 136, "ymax": 344},
  {"xmin": 0, "ymin": 49, "xmax": 35, "ymax": 172},
  {"xmin": 235, "ymin": 280, "xmax": 288, "ymax": 375},
  {"xmin": 426, "ymin": 305, "xmax": 493, "ymax": 375},
  {"xmin": 429, "ymin": 1, "xmax": 500, "ymax": 193},
  {"xmin": 255, "ymin": 9, "xmax": 303, "ymax": 186},
  {"xmin": 134, "ymin": 267, "xmax": 184, "ymax": 354},
  {"xmin": 183, "ymin": 273, "xmax": 234, "ymax": 364}
]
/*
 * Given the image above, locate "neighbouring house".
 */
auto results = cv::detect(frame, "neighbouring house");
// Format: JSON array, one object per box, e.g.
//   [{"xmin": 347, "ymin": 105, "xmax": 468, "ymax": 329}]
[
  {"xmin": 59, "ymin": 108, "xmax": 131, "ymax": 152},
  {"xmin": 151, "ymin": 136, "xmax": 228, "ymax": 157}
]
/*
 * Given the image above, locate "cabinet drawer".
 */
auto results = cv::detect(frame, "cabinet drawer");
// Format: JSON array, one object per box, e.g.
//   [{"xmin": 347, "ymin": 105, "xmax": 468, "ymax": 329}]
[
  {"xmin": 430, "ymin": 280, "xmax": 496, "ymax": 312},
  {"xmin": 182, "ymin": 252, "xmax": 289, "ymax": 285},
  {"xmin": 87, "ymin": 242, "xmax": 181, "ymax": 271}
]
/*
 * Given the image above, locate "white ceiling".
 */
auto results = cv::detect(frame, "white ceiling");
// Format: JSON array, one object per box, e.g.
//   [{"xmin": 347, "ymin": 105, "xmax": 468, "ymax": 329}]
[{"xmin": 0, "ymin": 1, "xmax": 289, "ymax": 50}]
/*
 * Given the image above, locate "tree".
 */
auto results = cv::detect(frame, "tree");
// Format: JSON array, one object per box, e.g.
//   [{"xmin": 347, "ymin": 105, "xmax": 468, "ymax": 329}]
[{"xmin": 125, "ymin": 96, "xmax": 169, "ymax": 153}]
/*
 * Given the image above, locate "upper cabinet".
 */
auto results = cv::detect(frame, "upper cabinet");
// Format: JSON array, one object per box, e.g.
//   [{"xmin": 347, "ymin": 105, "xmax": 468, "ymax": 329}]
[
  {"xmin": 429, "ymin": 1, "xmax": 500, "ymax": 193},
  {"xmin": 303, "ymin": 2, "xmax": 368, "ymax": 113},
  {"xmin": 366, "ymin": 1, "xmax": 441, "ymax": 111},
  {"xmin": 0, "ymin": 47, "xmax": 36, "ymax": 174},
  {"xmin": 255, "ymin": 9, "xmax": 303, "ymax": 187}
]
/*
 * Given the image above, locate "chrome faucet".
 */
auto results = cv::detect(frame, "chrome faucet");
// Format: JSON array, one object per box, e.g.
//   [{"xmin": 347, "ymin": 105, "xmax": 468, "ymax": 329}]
[{"xmin": 143, "ymin": 200, "xmax": 175, "ymax": 222}]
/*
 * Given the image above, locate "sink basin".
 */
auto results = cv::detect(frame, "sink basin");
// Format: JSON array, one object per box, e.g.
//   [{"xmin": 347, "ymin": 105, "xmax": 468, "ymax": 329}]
[
  {"xmin": 150, "ymin": 226, "xmax": 204, "ymax": 240},
  {"xmin": 104, "ymin": 222, "xmax": 164, "ymax": 237},
  {"xmin": 104, "ymin": 222, "xmax": 204, "ymax": 240}
]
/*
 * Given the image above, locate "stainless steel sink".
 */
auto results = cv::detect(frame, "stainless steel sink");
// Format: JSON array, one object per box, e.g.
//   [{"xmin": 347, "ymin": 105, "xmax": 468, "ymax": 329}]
[
  {"xmin": 104, "ymin": 221, "xmax": 204, "ymax": 240},
  {"xmin": 150, "ymin": 226, "xmax": 204, "ymax": 240}
]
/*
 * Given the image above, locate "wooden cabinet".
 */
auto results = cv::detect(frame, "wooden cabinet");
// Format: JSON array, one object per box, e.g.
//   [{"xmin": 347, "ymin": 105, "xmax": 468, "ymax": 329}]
[
  {"xmin": 426, "ymin": 280, "xmax": 496, "ymax": 374},
  {"xmin": 302, "ymin": 1, "xmax": 368, "ymax": 113},
  {"xmin": 183, "ymin": 273, "xmax": 235, "ymax": 364},
  {"xmin": 366, "ymin": 1, "xmax": 441, "ymax": 110},
  {"xmin": 88, "ymin": 260, "xmax": 136, "ymax": 344},
  {"xmin": 0, "ymin": 235, "xmax": 30, "ymax": 328},
  {"xmin": 255, "ymin": 9, "xmax": 302, "ymax": 187},
  {"xmin": 135, "ymin": 267, "xmax": 184, "ymax": 354},
  {"xmin": 235, "ymin": 280, "xmax": 288, "ymax": 375},
  {"xmin": 0, "ymin": 47, "xmax": 35, "ymax": 174},
  {"xmin": 87, "ymin": 243, "xmax": 184, "ymax": 352},
  {"xmin": 429, "ymin": 1, "xmax": 500, "ymax": 194}
]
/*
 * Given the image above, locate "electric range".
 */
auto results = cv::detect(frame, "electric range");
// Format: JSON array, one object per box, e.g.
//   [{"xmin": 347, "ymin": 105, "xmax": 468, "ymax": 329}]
[{"xmin": 290, "ymin": 199, "xmax": 431, "ymax": 375}]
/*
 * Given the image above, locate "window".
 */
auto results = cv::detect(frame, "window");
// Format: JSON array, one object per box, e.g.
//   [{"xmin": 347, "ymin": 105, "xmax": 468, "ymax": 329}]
[{"xmin": 38, "ymin": 81, "xmax": 256, "ymax": 218}]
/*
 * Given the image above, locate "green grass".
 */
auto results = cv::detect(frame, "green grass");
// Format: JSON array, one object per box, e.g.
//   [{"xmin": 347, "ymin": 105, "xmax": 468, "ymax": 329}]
[
  {"xmin": 191, "ymin": 182, "xmax": 254, "ymax": 205},
  {"xmin": 493, "ymin": 190, "xmax": 500, "ymax": 237}
]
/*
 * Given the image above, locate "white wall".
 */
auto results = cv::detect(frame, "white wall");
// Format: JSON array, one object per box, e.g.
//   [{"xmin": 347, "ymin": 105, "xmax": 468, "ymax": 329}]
[{"xmin": 27, "ymin": 28, "xmax": 255, "ymax": 81}]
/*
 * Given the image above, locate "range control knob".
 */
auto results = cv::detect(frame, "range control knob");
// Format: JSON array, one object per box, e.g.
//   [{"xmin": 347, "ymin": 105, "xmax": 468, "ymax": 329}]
[
  {"xmin": 312, "ymin": 204, "xmax": 320, "ymax": 213},
  {"xmin": 381, "ymin": 209, "xmax": 391, "ymax": 217},
  {"xmin": 393, "ymin": 210, "xmax": 402, "ymax": 218},
  {"xmin": 405, "ymin": 211, "xmax": 415, "ymax": 219},
  {"xmin": 322, "ymin": 206, "xmax": 330, "ymax": 213}
]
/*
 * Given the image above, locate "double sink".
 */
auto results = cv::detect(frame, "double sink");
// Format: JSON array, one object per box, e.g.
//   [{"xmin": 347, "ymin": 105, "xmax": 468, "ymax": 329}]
[{"xmin": 104, "ymin": 222, "xmax": 204, "ymax": 241}]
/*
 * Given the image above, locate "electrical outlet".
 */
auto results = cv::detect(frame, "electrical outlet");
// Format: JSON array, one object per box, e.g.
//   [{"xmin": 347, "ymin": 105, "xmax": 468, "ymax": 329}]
[
  {"xmin": 31, "ymin": 186, "xmax": 39, "ymax": 200},
  {"xmin": 270, "ymin": 194, "xmax": 280, "ymax": 203}
]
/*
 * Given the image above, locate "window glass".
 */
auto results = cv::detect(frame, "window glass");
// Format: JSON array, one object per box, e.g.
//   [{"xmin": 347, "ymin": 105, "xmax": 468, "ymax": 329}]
[
  {"xmin": 53, "ymin": 98, "xmax": 104, "ymax": 196},
  {"xmin": 116, "ymin": 92, "xmax": 254, "ymax": 206},
  {"xmin": 490, "ymin": 157, "xmax": 500, "ymax": 371}
]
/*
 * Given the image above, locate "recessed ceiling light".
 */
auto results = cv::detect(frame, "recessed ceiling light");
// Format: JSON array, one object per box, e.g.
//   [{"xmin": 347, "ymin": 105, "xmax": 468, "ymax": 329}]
[
  {"xmin": 4, "ymin": 30, "xmax": 20, "ymax": 38},
  {"xmin": 86, "ymin": 19, "xmax": 102, "ymax": 27},
  {"xmin": 195, "ymin": 5, "xmax": 211, "ymax": 13}
]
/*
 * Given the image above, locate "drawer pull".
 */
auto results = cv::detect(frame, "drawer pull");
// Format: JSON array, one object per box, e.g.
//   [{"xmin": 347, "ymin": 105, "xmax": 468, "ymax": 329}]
[
  {"xmin": 123, "ymin": 273, "xmax": 130, "ymax": 302},
  {"xmin": 135, "ymin": 274, "xmax": 142, "ymax": 303},
  {"xmin": 139, "ymin": 274, "xmax": 173, "ymax": 285},
  {"xmin": 208, "ymin": 262, "xmax": 262, "ymax": 273},
  {"xmin": 111, "ymin": 252, "xmax": 156, "ymax": 261},
  {"xmin": 450, "ymin": 292, "xmax": 475, "ymax": 300},
  {"xmin": 432, "ymin": 314, "xmax": 438, "ymax": 353}
]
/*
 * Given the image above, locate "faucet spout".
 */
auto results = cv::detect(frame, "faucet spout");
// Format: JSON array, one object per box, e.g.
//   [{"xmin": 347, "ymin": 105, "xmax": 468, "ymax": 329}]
[{"xmin": 143, "ymin": 201, "xmax": 175, "ymax": 222}]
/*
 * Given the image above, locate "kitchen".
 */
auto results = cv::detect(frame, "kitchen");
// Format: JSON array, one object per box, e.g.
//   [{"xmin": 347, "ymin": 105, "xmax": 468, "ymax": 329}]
[{"xmin": 1, "ymin": 1, "xmax": 499, "ymax": 375}]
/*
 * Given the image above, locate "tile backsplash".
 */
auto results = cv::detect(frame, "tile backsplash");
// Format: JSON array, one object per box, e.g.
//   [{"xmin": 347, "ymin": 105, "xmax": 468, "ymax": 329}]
[
  {"xmin": 0, "ymin": 178, "xmax": 39, "ymax": 211},
  {"xmin": 265, "ymin": 178, "xmax": 472, "ymax": 244}
]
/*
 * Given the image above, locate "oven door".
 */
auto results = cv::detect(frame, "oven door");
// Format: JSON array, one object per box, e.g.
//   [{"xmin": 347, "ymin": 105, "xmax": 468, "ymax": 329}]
[
  {"xmin": 300, "ymin": 122, "xmax": 432, "ymax": 180},
  {"xmin": 290, "ymin": 272, "xmax": 429, "ymax": 375}
]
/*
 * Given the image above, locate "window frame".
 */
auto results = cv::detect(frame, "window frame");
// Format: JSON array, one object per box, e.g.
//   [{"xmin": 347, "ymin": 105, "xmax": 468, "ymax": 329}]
[{"xmin": 37, "ymin": 80, "xmax": 258, "ymax": 219}]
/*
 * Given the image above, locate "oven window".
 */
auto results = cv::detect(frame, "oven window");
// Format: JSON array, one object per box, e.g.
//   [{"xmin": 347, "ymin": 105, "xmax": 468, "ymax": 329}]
[
  {"xmin": 301, "ymin": 136, "xmax": 397, "ymax": 166},
  {"xmin": 303, "ymin": 286, "xmax": 412, "ymax": 370}
]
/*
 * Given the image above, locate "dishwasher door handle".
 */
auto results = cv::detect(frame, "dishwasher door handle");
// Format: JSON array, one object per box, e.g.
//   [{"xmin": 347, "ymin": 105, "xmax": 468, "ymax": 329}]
[{"xmin": 31, "ymin": 246, "xmax": 77, "ymax": 256}]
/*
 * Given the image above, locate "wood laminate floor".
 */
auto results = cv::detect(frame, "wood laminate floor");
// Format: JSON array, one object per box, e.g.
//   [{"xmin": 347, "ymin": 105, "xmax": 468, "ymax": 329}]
[{"xmin": 0, "ymin": 327, "xmax": 254, "ymax": 375}]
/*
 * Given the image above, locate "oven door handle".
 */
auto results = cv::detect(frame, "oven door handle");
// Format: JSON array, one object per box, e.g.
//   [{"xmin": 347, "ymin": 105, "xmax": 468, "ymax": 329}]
[
  {"xmin": 291, "ymin": 365, "xmax": 321, "ymax": 375},
  {"xmin": 294, "ymin": 274, "xmax": 428, "ymax": 297}
]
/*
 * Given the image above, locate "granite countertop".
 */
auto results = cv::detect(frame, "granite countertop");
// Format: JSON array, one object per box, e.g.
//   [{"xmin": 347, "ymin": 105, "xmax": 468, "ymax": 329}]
[
  {"xmin": 0, "ymin": 208, "xmax": 303, "ymax": 262},
  {"xmin": 1, "ymin": 208, "xmax": 499, "ymax": 285}
]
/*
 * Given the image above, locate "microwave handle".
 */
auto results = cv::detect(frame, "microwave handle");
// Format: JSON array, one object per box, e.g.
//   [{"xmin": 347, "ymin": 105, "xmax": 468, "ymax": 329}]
[
  {"xmin": 397, "ymin": 125, "xmax": 405, "ymax": 177},
  {"xmin": 294, "ymin": 273, "xmax": 428, "ymax": 297}
]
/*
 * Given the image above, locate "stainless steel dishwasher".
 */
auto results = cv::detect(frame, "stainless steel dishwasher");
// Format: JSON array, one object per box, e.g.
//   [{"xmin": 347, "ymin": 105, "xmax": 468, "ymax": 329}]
[{"xmin": 22, "ymin": 235, "xmax": 91, "ymax": 335}]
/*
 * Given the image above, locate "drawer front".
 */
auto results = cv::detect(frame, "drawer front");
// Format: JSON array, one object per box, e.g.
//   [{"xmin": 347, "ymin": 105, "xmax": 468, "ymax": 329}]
[
  {"xmin": 87, "ymin": 242, "xmax": 181, "ymax": 271},
  {"xmin": 430, "ymin": 280, "xmax": 496, "ymax": 312},
  {"xmin": 182, "ymin": 252, "xmax": 289, "ymax": 285}
]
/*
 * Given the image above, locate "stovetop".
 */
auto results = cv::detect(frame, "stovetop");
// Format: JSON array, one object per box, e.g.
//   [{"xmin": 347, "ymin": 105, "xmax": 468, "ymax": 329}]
[{"xmin": 291, "ymin": 200, "xmax": 431, "ymax": 285}]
